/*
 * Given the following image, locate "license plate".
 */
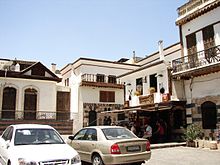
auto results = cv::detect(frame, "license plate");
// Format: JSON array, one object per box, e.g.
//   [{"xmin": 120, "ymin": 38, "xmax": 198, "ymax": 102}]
[{"xmin": 126, "ymin": 145, "xmax": 141, "ymax": 152}]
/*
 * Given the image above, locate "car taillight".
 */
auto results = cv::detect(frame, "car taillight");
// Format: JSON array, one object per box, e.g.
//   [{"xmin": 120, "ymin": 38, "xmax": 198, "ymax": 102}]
[
  {"xmin": 146, "ymin": 141, "xmax": 151, "ymax": 151},
  {"xmin": 111, "ymin": 143, "xmax": 121, "ymax": 154}
]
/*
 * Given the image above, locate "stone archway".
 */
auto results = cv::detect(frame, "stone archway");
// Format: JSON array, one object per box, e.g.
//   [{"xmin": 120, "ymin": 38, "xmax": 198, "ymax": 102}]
[{"xmin": 201, "ymin": 101, "xmax": 217, "ymax": 129}]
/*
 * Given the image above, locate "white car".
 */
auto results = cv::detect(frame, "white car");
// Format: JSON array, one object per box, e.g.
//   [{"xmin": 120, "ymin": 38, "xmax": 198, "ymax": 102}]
[{"xmin": 0, "ymin": 124, "xmax": 81, "ymax": 165}]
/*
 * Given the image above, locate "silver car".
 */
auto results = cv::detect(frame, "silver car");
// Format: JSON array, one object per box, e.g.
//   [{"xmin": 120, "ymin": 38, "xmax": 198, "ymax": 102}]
[{"xmin": 68, "ymin": 126, "xmax": 151, "ymax": 165}]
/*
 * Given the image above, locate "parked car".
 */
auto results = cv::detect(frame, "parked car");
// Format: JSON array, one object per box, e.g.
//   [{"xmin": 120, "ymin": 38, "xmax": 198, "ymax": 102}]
[
  {"xmin": 68, "ymin": 126, "xmax": 151, "ymax": 165},
  {"xmin": 0, "ymin": 124, "xmax": 81, "ymax": 165}
]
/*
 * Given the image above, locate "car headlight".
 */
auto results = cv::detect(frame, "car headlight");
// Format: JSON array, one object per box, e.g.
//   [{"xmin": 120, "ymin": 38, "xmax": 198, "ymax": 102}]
[
  {"xmin": 18, "ymin": 158, "xmax": 37, "ymax": 165},
  {"xmin": 70, "ymin": 154, "xmax": 81, "ymax": 164}
]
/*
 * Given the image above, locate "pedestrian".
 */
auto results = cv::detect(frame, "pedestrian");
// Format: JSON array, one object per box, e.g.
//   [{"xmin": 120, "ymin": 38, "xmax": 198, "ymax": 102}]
[
  {"xmin": 143, "ymin": 123, "xmax": 152, "ymax": 141},
  {"xmin": 154, "ymin": 121, "xmax": 165, "ymax": 143},
  {"xmin": 130, "ymin": 123, "xmax": 136, "ymax": 134}
]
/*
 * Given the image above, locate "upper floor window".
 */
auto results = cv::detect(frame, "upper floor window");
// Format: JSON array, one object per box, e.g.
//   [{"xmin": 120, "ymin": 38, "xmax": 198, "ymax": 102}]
[
  {"xmin": 100, "ymin": 91, "xmax": 115, "ymax": 102},
  {"xmin": 96, "ymin": 74, "xmax": 105, "ymax": 83},
  {"xmin": 203, "ymin": 25, "xmax": 215, "ymax": 49},
  {"xmin": 186, "ymin": 33, "xmax": 197, "ymax": 56},
  {"xmin": 108, "ymin": 75, "xmax": 116, "ymax": 84},
  {"xmin": 136, "ymin": 77, "xmax": 143, "ymax": 95},
  {"xmin": 65, "ymin": 78, "xmax": 69, "ymax": 86}
]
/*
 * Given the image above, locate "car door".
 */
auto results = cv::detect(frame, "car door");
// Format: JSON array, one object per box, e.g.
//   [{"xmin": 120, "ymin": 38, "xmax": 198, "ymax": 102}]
[
  {"xmin": 71, "ymin": 128, "xmax": 97, "ymax": 163},
  {"xmin": 81, "ymin": 128, "xmax": 97, "ymax": 162},
  {"xmin": 0, "ymin": 126, "xmax": 13, "ymax": 165}
]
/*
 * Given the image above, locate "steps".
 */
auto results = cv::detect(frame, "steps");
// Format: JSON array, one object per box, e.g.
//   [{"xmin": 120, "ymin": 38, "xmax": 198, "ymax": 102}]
[{"xmin": 0, "ymin": 120, "xmax": 73, "ymax": 135}]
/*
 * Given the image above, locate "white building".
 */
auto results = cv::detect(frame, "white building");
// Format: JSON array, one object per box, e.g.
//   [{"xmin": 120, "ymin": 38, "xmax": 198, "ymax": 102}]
[
  {"xmin": 173, "ymin": 0, "xmax": 220, "ymax": 139},
  {"xmin": 60, "ymin": 57, "xmax": 139, "ymax": 133},
  {"xmin": 118, "ymin": 42, "xmax": 186, "ymax": 141},
  {"xmin": 0, "ymin": 58, "xmax": 72, "ymax": 134}
]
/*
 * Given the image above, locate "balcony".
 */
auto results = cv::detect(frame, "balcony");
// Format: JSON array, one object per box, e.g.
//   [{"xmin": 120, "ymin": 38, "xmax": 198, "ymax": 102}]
[
  {"xmin": 176, "ymin": 0, "xmax": 220, "ymax": 25},
  {"xmin": 172, "ymin": 45, "xmax": 220, "ymax": 79},
  {"xmin": 81, "ymin": 73, "xmax": 124, "ymax": 89},
  {"xmin": 177, "ymin": 0, "xmax": 212, "ymax": 16}
]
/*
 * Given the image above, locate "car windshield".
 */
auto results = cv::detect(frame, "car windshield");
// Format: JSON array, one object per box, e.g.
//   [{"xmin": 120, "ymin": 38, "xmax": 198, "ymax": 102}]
[
  {"xmin": 102, "ymin": 127, "xmax": 137, "ymax": 140},
  {"xmin": 14, "ymin": 128, "xmax": 65, "ymax": 145}
]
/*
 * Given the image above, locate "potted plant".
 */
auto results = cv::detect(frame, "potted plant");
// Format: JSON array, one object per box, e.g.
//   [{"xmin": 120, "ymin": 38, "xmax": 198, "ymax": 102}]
[{"xmin": 184, "ymin": 124, "xmax": 202, "ymax": 147}]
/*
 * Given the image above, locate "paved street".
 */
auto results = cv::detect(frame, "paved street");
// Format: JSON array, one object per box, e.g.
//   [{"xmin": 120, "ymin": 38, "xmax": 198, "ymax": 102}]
[{"xmin": 144, "ymin": 146, "xmax": 220, "ymax": 165}]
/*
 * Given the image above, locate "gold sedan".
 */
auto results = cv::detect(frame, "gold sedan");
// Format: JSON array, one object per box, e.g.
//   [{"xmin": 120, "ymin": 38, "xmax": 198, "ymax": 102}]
[{"xmin": 68, "ymin": 126, "xmax": 151, "ymax": 165}]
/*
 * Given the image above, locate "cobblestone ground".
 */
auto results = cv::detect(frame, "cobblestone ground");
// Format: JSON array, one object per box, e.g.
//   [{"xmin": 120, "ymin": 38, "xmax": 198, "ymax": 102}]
[{"xmin": 144, "ymin": 146, "xmax": 220, "ymax": 165}]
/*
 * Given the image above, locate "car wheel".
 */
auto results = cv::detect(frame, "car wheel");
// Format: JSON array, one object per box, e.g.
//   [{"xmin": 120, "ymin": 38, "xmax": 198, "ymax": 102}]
[{"xmin": 92, "ymin": 154, "xmax": 104, "ymax": 165}]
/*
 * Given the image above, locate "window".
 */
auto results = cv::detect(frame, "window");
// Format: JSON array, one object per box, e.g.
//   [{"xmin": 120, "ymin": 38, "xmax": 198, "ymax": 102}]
[
  {"xmin": 96, "ymin": 74, "xmax": 105, "ymax": 83},
  {"xmin": 202, "ymin": 25, "xmax": 216, "ymax": 63},
  {"xmin": 201, "ymin": 101, "xmax": 217, "ymax": 129},
  {"xmin": 100, "ymin": 91, "xmax": 115, "ymax": 102},
  {"xmin": 150, "ymin": 74, "xmax": 157, "ymax": 92},
  {"xmin": 2, "ymin": 87, "xmax": 16, "ymax": 119},
  {"xmin": 136, "ymin": 77, "xmax": 143, "ymax": 95},
  {"xmin": 2, "ymin": 126, "xmax": 13, "ymax": 141},
  {"xmin": 186, "ymin": 33, "xmax": 198, "ymax": 68},
  {"xmin": 84, "ymin": 129, "xmax": 97, "ymax": 141},
  {"xmin": 108, "ymin": 75, "xmax": 116, "ymax": 84},
  {"xmin": 65, "ymin": 78, "xmax": 69, "ymax": 86},
  {"xmin": 203, "ymin": 25, "xmax": 215, "ymax": 49}
]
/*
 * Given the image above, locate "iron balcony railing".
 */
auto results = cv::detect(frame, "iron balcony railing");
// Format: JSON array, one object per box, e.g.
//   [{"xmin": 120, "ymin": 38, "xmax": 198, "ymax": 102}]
[
  {"xmin": 172, "ymin": 45, "xmax": 220, "ymax": 73},
  {"xmin": 0, "ymin": 110, "xmax": 72, "ymax": 121},
  {"xmin": 177, "ymin": 0, "xmax": 212, "ymax": 16}
]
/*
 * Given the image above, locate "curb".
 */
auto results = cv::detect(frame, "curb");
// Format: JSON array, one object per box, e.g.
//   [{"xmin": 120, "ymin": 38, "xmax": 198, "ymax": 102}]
[{"xmin": 151, "ymin": 142, "xmax": 186, "ymax": 149}]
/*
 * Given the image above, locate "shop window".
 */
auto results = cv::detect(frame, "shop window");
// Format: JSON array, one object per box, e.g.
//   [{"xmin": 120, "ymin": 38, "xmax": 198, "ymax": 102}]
[
  {"xmin": 100, "ymin": 91, "xmax": 115, "ymax": 102},
  {"xmin": 201, "ymin": 101, "xmax": 217, "ymax": 129}
]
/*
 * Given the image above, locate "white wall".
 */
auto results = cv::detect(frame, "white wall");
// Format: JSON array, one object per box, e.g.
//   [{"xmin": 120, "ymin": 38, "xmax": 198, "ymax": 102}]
[
  {"xmin": 184, "ymin": 72, "xmax": 220, "ymax": 100},
  {"xmin": 181, "ymin": 7, "xmax": 220, "ymax": 56},
  {"xmin": 0, "ymin": 77, "xmax": 57, "ymax": 113}
]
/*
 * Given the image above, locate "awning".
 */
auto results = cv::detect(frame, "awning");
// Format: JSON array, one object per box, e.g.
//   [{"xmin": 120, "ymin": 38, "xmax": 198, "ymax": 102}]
[{"xmin": 101, "ymin": 101, "xmax": 186, "ymax": 114}]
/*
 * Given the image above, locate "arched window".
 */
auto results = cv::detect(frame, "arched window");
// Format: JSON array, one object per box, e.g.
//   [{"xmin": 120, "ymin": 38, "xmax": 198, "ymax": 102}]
[
  {"xmin": 201, "ymin": 101, "xmax": 217, "ymax": 129},
  {"xmin": 2, "ymin": 87, "xmax": 16, "ymax": 119},
  {"xmin": 24, "ymin": 88, "xmax": 37, "ymax": 120}
]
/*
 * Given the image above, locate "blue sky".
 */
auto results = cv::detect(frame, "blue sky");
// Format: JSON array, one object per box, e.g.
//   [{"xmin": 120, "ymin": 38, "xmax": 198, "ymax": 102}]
[{"xmin": 0, "ymin": 0, "xmax": 186, "ymax": 69}]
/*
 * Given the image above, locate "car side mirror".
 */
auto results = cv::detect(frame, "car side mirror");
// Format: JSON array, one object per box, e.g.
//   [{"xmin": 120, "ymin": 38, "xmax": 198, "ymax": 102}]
[{"xmin": 68, "ymin": 136, "xmax": 74, "ymax": 141}]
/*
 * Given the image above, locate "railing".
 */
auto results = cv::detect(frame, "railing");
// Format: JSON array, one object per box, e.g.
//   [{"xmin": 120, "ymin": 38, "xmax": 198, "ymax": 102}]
[
  {"xmin": 172, "ymin": 45, "xmax": 220, "ymax": 73},
  {"xmin": 177, "ymin": 0, "xmax": 213, "ymax": 16},
  {"xmin": 81, "ymin": 73, "xmax": 122, "ymax": 84},
  {"xmin": 0, "ymin": 110, "xmax": 71, "ymax": 121}
]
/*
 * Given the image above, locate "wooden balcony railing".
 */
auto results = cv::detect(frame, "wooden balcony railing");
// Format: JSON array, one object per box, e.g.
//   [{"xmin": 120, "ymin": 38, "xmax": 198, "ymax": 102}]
[
  {"xmin": 177, "ymin": 0, "xmax": 212, "ymax": 16},
  {"xmin": 172, "ymin": 45, "xmax": 220, "ymax": 73}
]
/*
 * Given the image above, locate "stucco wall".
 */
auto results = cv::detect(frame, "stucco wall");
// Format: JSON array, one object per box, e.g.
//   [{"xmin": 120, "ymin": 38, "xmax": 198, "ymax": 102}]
[
  {"xmin": 0, "ymin": 77, "xmax": 57, "ymax": 113},
  {"xmin": 181, "ymin": 7, "xmax": 220, "ymax": 56}
]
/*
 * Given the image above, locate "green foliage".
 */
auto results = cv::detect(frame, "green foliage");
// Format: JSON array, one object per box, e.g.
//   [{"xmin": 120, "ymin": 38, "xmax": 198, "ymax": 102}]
[{"xmin": 184, "ymin": 124, "xmax": 202, "ymax": 142}]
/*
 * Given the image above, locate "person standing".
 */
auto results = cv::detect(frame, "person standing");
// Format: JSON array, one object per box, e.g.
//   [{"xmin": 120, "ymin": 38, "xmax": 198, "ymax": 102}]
[{"xmin": 143, "ymin": 123, "xmax": 152, "ymax": 141}]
